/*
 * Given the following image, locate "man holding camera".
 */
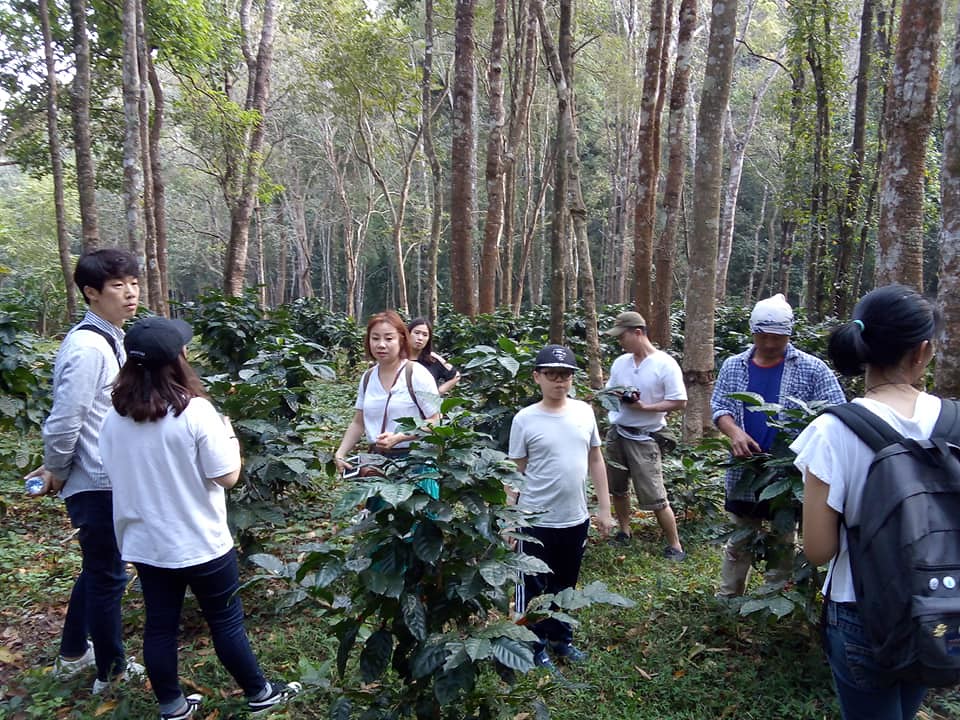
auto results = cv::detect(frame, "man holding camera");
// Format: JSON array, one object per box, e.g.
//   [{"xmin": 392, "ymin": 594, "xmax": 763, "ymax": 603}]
[{"xmin": 602, "ymin": 312, "xmax": 687, "ymax": 560}]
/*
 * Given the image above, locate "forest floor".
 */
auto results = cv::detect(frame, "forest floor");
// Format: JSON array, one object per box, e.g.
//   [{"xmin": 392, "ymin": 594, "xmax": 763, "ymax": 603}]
[{"xmin": 3, "ymin": 467, "xmax": 960, "ymax": 719}]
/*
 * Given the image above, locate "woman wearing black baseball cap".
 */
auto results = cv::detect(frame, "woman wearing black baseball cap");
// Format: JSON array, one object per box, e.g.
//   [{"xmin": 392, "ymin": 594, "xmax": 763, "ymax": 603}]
[{"xmin": 99, "ymin": 317, "xmax": 300, "ymax": 719}]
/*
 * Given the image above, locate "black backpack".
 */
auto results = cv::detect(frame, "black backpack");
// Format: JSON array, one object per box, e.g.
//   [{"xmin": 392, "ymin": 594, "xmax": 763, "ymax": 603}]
[{"xmin": 823, "ymin": 399, "xmax": 960, "ymax": 686}]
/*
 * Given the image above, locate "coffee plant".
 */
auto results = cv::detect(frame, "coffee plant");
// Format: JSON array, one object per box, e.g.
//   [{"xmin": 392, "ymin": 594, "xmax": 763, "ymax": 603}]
[{"xmin": 251, "ymin": 403, "xmax": 633, "ymax": 719}]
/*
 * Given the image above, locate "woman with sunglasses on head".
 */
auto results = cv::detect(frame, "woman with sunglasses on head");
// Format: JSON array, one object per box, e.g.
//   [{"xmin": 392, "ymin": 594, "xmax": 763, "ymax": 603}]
[
  {"xmin": 407, "ymin": 317, "xmax": 461, "ymax": 395},
  {"xmin": 98, "ymin": 317, "xmax": 300, "ymax": 720},
  {"xmin": 335, "ymin": 311, "xmax": 441, "ymax": 476}
]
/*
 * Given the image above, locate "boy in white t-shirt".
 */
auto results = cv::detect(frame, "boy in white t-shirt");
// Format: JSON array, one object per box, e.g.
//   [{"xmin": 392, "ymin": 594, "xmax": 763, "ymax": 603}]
[{"xmin": 507, "ymin": 345, "xmax": 616, "ymax": 671}]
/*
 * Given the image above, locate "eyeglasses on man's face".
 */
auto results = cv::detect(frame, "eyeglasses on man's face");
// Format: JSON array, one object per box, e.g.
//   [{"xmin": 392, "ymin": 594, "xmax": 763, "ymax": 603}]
[{"xmin": 538, "ymin": 369, "xmax": 574, "ymax": 381}]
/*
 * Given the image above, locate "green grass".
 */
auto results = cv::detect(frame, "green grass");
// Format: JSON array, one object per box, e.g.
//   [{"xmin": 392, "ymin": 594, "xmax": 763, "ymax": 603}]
[{"xmin": 3, "ymin": 454, "xmax": 959, "ymax": 719}]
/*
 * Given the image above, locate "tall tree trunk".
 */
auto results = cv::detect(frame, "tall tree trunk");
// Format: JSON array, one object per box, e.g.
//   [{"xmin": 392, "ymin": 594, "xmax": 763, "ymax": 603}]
[
  {"xmin": 450, "ymin": 0, "xmax": 478, "ymax": 316},
  {"xmin": 683, "ymin": 0, "xmax": 738, "ymax": 442},
  {"xmin": 745, "ymin": 185, "xmax": 768, "ymax": 303},
  {"xmin": 69, "ymin": 0, "xmax": 99, "ymax": 251},
  {"xmin": 833, "ymin": 0, "xmax": 874, "ymax": 317},
  {"xmin": 538, "ymin": 0, "xmax": 601, "ymax": 383},
  {"xmin": 146, "ymin": 51, "xmax": 169, "ymax": 313},
  {"xmin": 223, "ymin": 0, "xmax": 277, "ymax": 296},
  {"xmin": 715, "ymin": 63, "xmax": 780, "ymax": 302},
  {"xmin": 121, "ymin": 0, "xmax": 144, "ymax": 269},
  {"xmin": 502, "ymin": 0, "xmax": 538, "ymax": 310},
  {"xmin": 422, "ymin": 0, "xmax": 443, "ymax": 325},
  {"xmin": 39, "ymin": 0, "xmax": 76, "ymax": 319},
  {"xmin": 633, "ymin": 0, "xmax": 665, "ymax": 319},
  {"xmin": 935, "ymin": 9, "xmax": 960, "ymax": 397},
  {"xmin": 803, "ymin": 37, "xmax": 829, "ymax": 319},
  {"xmin": 479, "ymin": 0, "xmax": 508, "ymax": 313},
  {"xmin": 512, "ymin": 137, "xmax": 552, "ymax": 313},
  {"xmin": 875, "ymin": 0, "xmax": 942, "ymax": 288},
  {"xmin": 650, "ymin": 0, "xmax": 696, "ymax": 348},
  {"xmin": 532, "ymin": 0, "xmax": 567, "ymax": 343},
  {"xmin": 136, "ymin": 0, "xmax": 164, "ymax": 314}
]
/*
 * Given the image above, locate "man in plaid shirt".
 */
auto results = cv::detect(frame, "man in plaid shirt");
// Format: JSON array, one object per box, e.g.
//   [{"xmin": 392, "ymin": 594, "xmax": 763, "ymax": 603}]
[{"xmin": 711, "ymin": 294, "xmax": 845, "ymax": 598}]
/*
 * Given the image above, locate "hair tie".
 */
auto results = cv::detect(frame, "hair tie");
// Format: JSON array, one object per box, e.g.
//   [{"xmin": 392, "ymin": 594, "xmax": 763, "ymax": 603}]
[{"xmin": 853, "ymin": 319, "xmax": 865, "ymax": 332}]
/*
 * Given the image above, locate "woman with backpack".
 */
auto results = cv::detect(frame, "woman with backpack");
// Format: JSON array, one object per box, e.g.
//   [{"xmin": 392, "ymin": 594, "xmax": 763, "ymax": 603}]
[
  {"xmin": 334, "ymin": 311, "xmax": 441, "ymax": 476},
  {"xmin": 98, "ymin": 317, "xmax": 301, "ymax": 719},
  {"xmin": 792, "ymin": 285, "xmax": 940, "ymax": 720}
]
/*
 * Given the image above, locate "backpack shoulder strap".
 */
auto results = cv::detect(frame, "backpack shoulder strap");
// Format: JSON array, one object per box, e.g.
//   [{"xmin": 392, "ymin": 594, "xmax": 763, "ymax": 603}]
[
  {"xmin": 75, "ymin": 323, "xmax": 121, "ymax": 365},
  {"xmin": 822, "ymin": 403, "xmax": 904, "ymax": 453},
  {"xmin": 933, "ymin": 399, "xmax": 960, "ymax": 442},
  {"xmin": 405, "ymin": 362, "xmax": 426, "ymax": 419},
  {"xmin": 361, "ymin": 367, "xmax": 374, "ymax": 399}
]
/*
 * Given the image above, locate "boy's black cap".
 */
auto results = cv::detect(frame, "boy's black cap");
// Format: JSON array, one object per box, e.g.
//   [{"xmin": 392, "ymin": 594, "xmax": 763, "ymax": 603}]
[
  {"xmin": 533, "ymin": 345, "xmax": 578, "ymax": 370},
  {"xmin": 124, "ymin": 317, "xmax": 193, "ymax": 368}
]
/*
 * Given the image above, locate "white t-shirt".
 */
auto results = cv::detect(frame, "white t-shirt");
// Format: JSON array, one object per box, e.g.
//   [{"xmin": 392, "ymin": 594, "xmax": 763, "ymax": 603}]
[
  {"xmin": 508, "ymin": 399, "xmax": 601, "ymax": 528},
  {"xmin": 100, "ymin": 397, "xmax": 241, "ymax": 569},
  {"xmin": 791, "ymin": 393, "xmax": 942, "ymax": 602},
  {"xmin": 606, "ymin": 350, "xmax": 686, "ymax": 439},
  {"xmin": 355, "ymin": 360, "xmax": 440, "ymax": 447}
]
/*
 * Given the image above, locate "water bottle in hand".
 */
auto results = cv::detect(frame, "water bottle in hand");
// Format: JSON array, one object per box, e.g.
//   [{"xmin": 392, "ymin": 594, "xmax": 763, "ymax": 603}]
[{"xmin": 25, "ymin": 477, "xmax": 45, "ymax": 496}]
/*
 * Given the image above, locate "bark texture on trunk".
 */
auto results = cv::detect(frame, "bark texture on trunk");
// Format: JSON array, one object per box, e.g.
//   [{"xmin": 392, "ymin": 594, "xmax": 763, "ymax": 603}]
[
  {"xmin": 683, "ymin": 0, "xmax": 738, "ymax": 442},
  {"xmin": 650, "ymin": 0, "xmax": 696, "ymax": 348},
  {"xmin": 875, "ymin": 0, "xmax": 942, "ymax": 289},
  {"xmin": 479, "ymin": 0, "xmax": 508, "ymax": 313},
  {"xmin": 39, "ymin": 0, "xmax": 76, "ymax": 319},
  {"xmin": 633, "ymin": 0, "xmax": 665, "ymax": 320},
  {"xmin": 935, "ymin": 9, "xmax": 960, "ymax": 398},
  {"xmin": 223, "ymin": 0, "xmax": 277, "ymax": 296},
  {"xmin": 69, "ymin": 0, "xmax": 99, "ymax": 251},
  {"xmin": 450, "ymin": 0, "xmax": 478, "ymax": 316}
]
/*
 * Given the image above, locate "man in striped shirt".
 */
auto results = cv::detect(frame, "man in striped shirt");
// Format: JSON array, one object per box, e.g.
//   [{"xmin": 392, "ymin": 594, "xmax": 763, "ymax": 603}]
[{"xmin": 25, "ymin": 248, "xmax": 143, "ymax": 693}]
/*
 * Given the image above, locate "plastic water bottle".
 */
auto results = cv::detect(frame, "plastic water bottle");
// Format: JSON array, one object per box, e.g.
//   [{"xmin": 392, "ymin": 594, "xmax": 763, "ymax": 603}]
[{"xmin": 25, "ymin": 477, "xmax": 45, "ymax": 496}]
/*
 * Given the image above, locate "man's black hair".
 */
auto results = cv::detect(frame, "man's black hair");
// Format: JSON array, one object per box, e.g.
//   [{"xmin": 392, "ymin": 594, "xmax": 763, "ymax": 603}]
[{"xmin": 73, "ymin": 248, "xmax": 140, "ymax": 305}]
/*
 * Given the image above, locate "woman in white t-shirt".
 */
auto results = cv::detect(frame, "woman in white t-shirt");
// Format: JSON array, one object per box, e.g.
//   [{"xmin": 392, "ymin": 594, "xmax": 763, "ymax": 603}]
[
  {"xmin": 792, "ymin": 285, "xmax": 940, "ymax": 720},
  {"xmin": 334, "ymin": 311, "xmax": 440, "ymax": 475},
  {"xmin": 99, "ymin": 318, "xmax": 300, "ymax": 720}
]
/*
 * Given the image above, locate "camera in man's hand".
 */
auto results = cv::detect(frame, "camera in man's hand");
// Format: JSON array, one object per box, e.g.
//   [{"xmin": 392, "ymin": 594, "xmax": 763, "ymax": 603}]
[{"xmin": 621, "ymin": 389, "xmax": 641, "ymax": 404}]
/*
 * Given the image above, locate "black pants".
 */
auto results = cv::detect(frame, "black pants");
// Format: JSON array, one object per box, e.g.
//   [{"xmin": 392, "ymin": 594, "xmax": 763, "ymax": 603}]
[{"xmin": 516, "ymin": 519, "xmax": 590, "ymax": 649}]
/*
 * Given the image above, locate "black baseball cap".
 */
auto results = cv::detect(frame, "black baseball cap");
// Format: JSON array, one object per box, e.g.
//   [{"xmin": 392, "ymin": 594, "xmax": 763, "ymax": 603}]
[
  {"xmin": 533, "ymin": 345, "xmax": 578, "ymax": 371},
  {"xmin": 124, "ymin": 317, "xmax": 193, "ymax": 368}
]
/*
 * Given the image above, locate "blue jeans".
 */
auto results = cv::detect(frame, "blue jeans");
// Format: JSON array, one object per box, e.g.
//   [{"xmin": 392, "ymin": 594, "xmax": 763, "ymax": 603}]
[
  {"xmin": 516, "ymin": 520, "xmax": 590, "ymax": 649},
  {"xmin": 135, "ymin": 549, "xmax": 267, "ymax": 707},
  {"xmin": 61, "ymin": 491, "xmax": 127, "ymax": 681},
  {"xmin": 824, "ymin": 600, "xmax": 927, "ymax": 720}
]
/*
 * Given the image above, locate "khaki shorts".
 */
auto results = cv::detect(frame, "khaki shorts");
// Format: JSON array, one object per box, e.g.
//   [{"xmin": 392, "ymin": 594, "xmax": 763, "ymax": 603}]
[{"xmin": 605, "ymin": 426, "xmax": 668, "ymax": 511}]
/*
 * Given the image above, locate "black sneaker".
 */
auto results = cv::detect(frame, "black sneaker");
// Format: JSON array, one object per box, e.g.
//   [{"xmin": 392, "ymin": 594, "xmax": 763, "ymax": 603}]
[
  {"xmin": 610, "ymin": 530, "xmax": 631, "ymax": 545},
  {"xmin": 550, "ymin": 642, "xmax": 588, "ymax": 664},
  {"xmin": 662, "ymin": 546, "xmax": 687, "ymax": 562},
  {"xmin": 248, "ymin": 680, "xmax": 302, "ymax": 716},
  {"xmin": 160, "ymin": 694, "xmax": 203, "ymax": 720},
  {"xmin": 533, "ymin": 649, "xmax": 559, "ymax": 674}
]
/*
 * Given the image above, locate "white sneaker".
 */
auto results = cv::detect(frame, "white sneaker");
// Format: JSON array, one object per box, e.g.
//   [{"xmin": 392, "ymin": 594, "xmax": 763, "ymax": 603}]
[
  {"xmin": 91, "ymin": 657, "xmax": 145, "ymax": 695},
  {"xmin": 52, "ymin": 641, "xmax": 96, "ymax": 680},
  {"xmin": 160, "ymin": 693, "xmax": 203, "ymax": 719},
  {"xmin": 247, "ymin": 680, "xmax": 302, "ymax": 715}
]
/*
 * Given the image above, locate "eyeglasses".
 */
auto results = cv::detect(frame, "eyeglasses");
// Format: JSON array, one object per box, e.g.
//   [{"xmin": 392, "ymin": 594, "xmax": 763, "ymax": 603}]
[{"xmin": 539, "ymin": 369, "xmax": 574, "ymax": 381}]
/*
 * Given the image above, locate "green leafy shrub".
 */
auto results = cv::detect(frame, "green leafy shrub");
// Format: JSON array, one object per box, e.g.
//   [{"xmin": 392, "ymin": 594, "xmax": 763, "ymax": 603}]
[
  {"xmin": 718, "ymin": 394, "xmax": 833, "ymax": 622},
  {"xmin": 187, "ymin": 292, "xmax": 337, "ymax": 549},
  {"xmin": 182, "ymin": 288, "xmax": 275, "ymax": 374},
  {"xmin": 282, "ymin": 298, "xmax": 364, "ymax": 370},
  {"xmin": 251, "ymin": 403, "xmax": 633, "ymax": 719},
  {"xmin": 0, "ymin": 310, "xmax": 51, "ymax": 474}
]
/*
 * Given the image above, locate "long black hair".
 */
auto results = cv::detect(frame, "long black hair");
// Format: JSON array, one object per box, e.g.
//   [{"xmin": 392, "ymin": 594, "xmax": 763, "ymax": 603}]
[
  {"xmin": 407, "ymin": 317, "xmax": 434, "ymax": 363},
  {"xmin": 828, "ymin": 284, "xmax": 940, "ymax": 377}
]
